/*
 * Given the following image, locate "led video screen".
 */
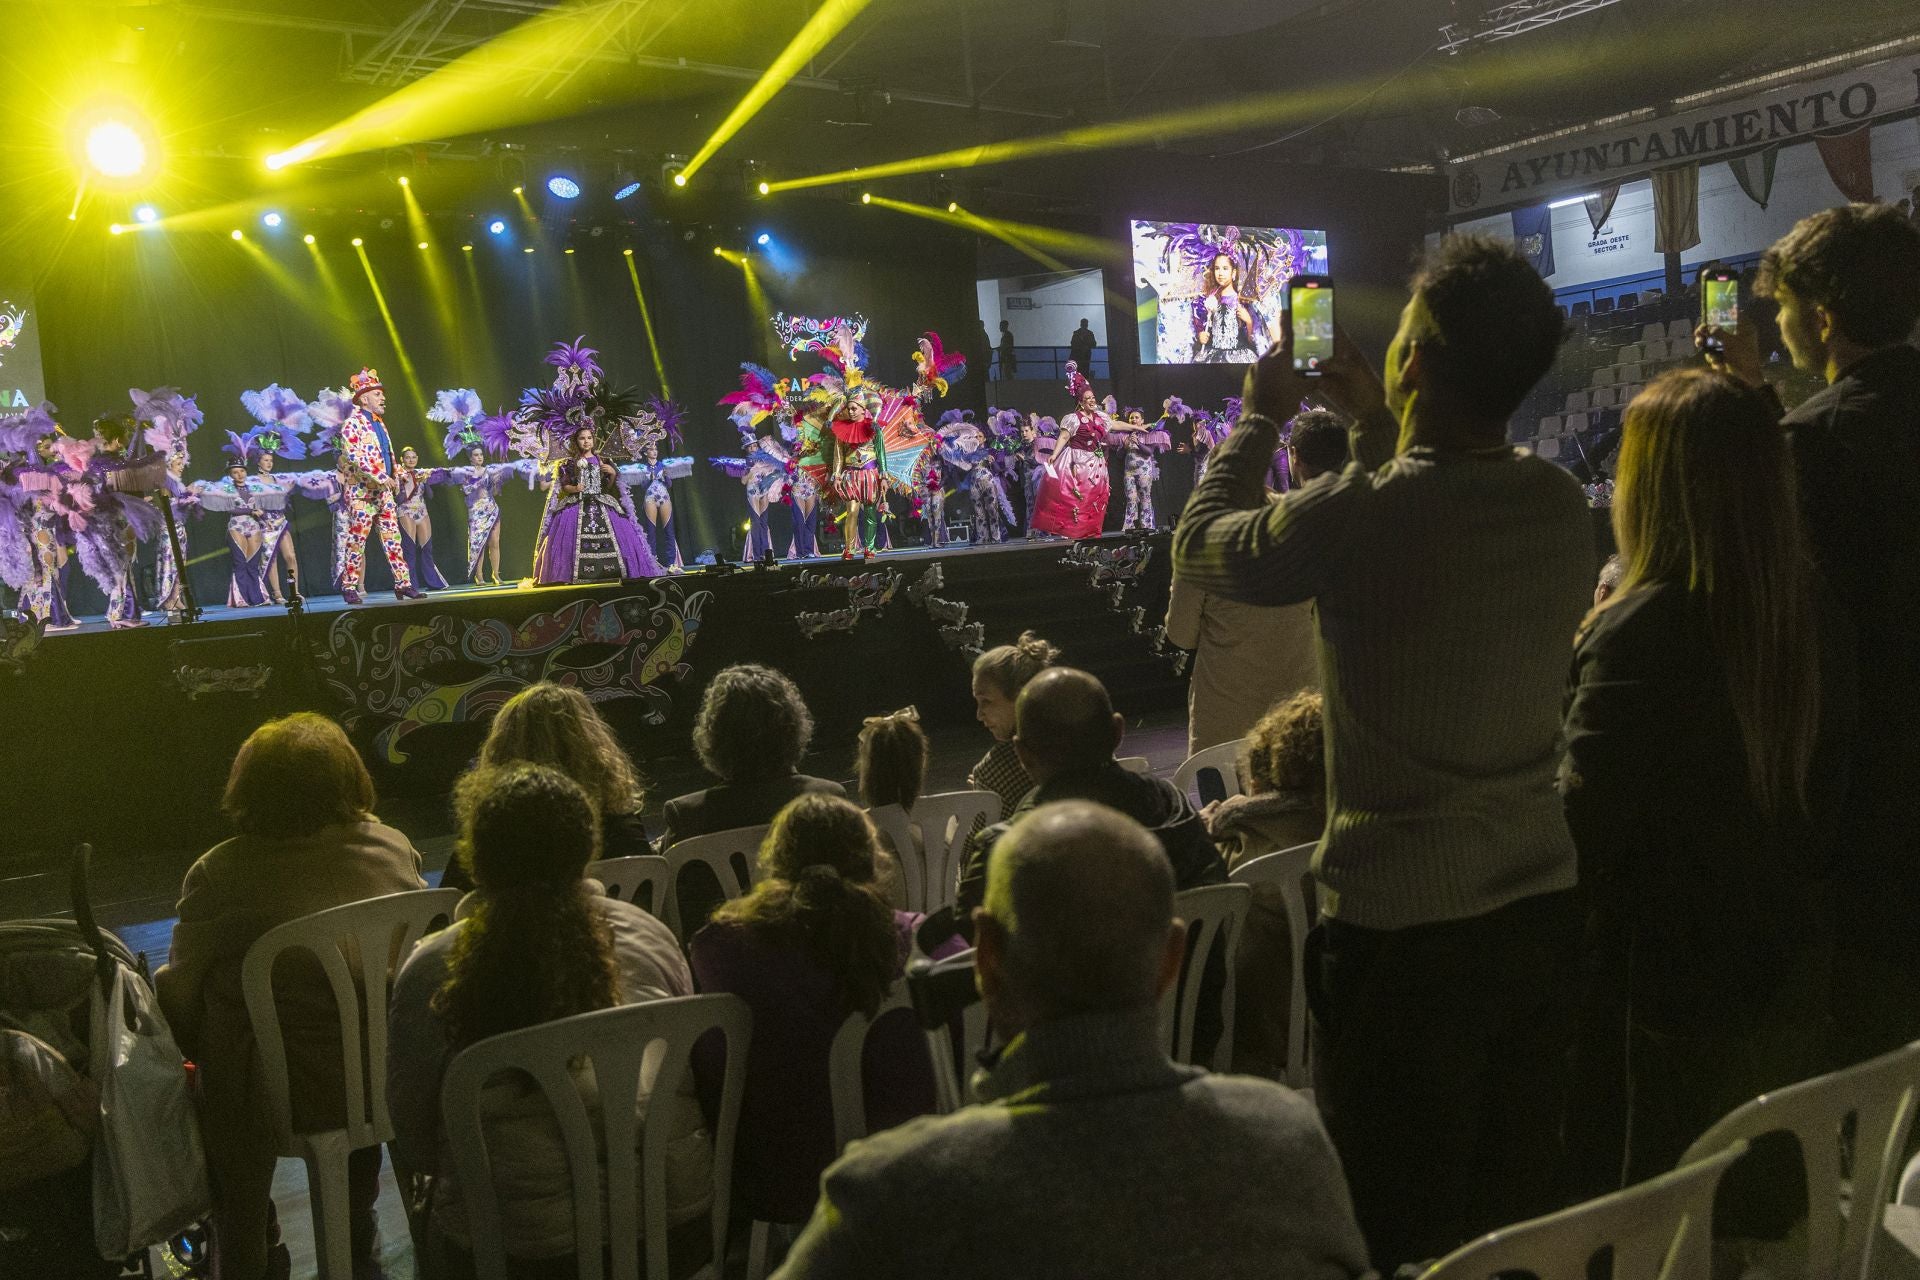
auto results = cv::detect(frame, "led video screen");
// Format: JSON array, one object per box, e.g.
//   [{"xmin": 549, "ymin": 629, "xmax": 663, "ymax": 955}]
[{"xmin": 1131, "ymin": 221, "xmax": 1329, "ymax": 365}]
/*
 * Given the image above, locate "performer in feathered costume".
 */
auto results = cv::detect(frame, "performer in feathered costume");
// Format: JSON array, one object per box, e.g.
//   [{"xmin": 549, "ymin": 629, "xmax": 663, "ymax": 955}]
[
  {"xmin": 432, "ymin": 389, "xmax": 529, "ymax": 586},
  {"xmin": 1029, "ymin": 361, "xmax": 1115, "ymax": 540},
  {"xmin": 191, "ymin": 434, "xmax": 273, "ymax": 607},
  {"xmin": 1189, "ymin": 398, "xmax": 1232, "ymax": 485},
  {"xmin": 334, "ymin": 368, "xmax": 422, "ymax": 605},
  {"xmin": 1110, "ymin": 403, "xmax": 1172, "ymax": 532},
  {"xmin": 513, "ymin": 339, "xmax": 664, "ymax": 584},
  {"xmin": 715, "ymin": 363, "xmax": 795, "ymax": 561},
  {"xmin": 936, "ymin": 408, "xmax": 1018, "ymax": 546},
  {"xmin": 130, "ymin": 387, "xmax": 203, "ymax": 620},
  {"xmin": 68, "ymin": 413, "xmax": 166, "ymax": 627},
  {"xmin": 393, "ymin": 444, "xmax": 453, "ymax": 591},
  {"xmin": 0, "ymin": 402, "xmax": 74, "ymax": 628},
  {"xmin": 287, "ymin": 386, "xmax": 354, "ymax": 590},
  {"xmin": 617, "ymin": 395, "xmax": 690, "ymax": 570},
  {"xmin": 239, "ymin": 384, "xmax": 311, "ymax": 603}
]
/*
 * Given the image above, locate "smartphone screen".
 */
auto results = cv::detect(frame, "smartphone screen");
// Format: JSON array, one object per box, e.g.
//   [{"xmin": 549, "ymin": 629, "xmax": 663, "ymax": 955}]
[
  {"xmin": 1703, "ymin": 275, "xmax": 1739, "ymax": 331},
  {"xmin": 1290, "ymin": 277, "xmax": 1334, "ymax": 374}
]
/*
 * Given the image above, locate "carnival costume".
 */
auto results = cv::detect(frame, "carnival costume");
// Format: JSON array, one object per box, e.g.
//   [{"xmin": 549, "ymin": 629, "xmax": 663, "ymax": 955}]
[
  {"xmin": 935, "ymin": 409, "xmax": 1019, "ymax": 546},
  {"xmin": 238, "ymin": 384, "xmax": 311, "ymax": 603},
  {"xmin": 0, "ymin": 403, "xmax": 75, "ymax": 628},
  {"xmin": 392, "ymin": 447, "xmax": 452, "ymax": 591},
  {"xmin": 131, "ymin": 387, "xmax": 203, "ymax": 619},
  {"xmin": 615, "ymin": 395, "xmax": 689, "ymax": 569},
  {"xmin": 512, "ymin": 339, "xmax": 665, "ymax": 585},
  {"xmin": 1029, "ymin": 362, "xmax": 1113, "ymax": 540},
  {"xmin": 334, "ymin": 368, "xmax": 421, "ymax": 604},
  {"xmin": 432, "ymin": 388, "xmax": 530, "ymax": 585},
  {"xmin": 286, "ymin": 386, "xmax": 355, "ymax": 590},
  {"xmin": 191, "ymin": 434, "xmax": 276, "ymax": 607},
  {"xmin": 1111, "ymin": 404, "xmax": 1173, "ymax": 532},
  {"xmin": 714, "ymin": 364, "xmax": 796, "ymax": 561},
  {"xmin": 43, "ymin": 417, "xmax": 165, "ymax": 627}
]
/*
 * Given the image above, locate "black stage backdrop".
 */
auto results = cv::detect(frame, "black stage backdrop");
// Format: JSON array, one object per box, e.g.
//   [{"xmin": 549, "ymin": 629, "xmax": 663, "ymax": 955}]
[{"xmin": 33, "ymin": 198, "xmax": 980, "ymax": 609}]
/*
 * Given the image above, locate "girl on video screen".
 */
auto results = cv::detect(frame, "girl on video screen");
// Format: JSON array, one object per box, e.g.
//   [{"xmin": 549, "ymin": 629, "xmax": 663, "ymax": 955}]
[{"xmin": 1194, "ymin": 252, "xmax": 1259, "ymax": 365}]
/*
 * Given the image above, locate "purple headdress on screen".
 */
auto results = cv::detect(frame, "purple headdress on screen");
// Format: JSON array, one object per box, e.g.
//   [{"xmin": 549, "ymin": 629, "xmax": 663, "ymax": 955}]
[{"xmin": 239, "ymin": 384, "xmax": 312, "ymax": 460}]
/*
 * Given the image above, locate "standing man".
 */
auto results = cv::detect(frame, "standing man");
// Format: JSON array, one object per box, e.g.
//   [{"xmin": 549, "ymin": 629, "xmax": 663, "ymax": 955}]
[
  {"xmin": 997, "ymin": 320, "xmax": 1019, "ymax": 379},
  {"xmin": 1068, "ymin": 317, "xmax": 1097, "ymax": 376},
  {"xmin": 336, "ymin": 368, "xmax": 422, "ymax": 605}
]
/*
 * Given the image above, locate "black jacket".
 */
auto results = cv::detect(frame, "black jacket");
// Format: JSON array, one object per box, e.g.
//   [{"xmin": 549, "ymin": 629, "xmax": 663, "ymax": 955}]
[
  {"xmin": 954, "ymin": 760, "xmax": 1229, "ymax": 921},
  {"xmin": 1782, "ymin": 344, "xmax": 1920, "ymax": 949},
  {"xmin": 660, "ymin": 773, "xmax": 846, "ymax": 849}
]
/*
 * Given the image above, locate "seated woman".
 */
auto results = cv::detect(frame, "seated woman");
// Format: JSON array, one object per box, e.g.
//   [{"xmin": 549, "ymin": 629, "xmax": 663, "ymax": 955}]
[
  {"xmin": 1199, "ymin": 691, "xmax": 1326, "ymax": 1080},
  {"xmin": 387, "ymin": 764, "xmax": 707, "ymax": 1279},
  {"xmin": 155, "ymin": 714, "xmax": 425, "ymax": 1280},
  {"xmin": 688, "ymin": 794, "xmax": 938, "ymax": 1237},
  {"xmin": 965, "ymin": 632, "xmax": 1061, "ymax": 820},
  {"xmin": 441, "ymin": 682, "xmax": 652, "ymax": 894},
  {"xmin": 857, "ymin": 706, "xmax": 928, "ymax": 906}
]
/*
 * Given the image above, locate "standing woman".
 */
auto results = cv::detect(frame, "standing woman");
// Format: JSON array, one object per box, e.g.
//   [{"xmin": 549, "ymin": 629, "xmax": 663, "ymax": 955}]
[
  {"xmin": 1111, "ymin": 406, "xmax": 1171, "ymax": 532},
  {"xmin": 621, "ymin": 435, "xmax": 692, "ymax": 571},
  {"xmin": 434, "ymin": 389, "xmax": 523, "ymax": 586},
  {"xmin": 532, "ymin": 425, "xmax": 663, "ymax": 585},
  {"xmin": 239, "ymin": 385, "xmax": 312, "ymax": 603},
  {"xmin": 1029, "ymin": 363, "xmax": 1113, "ymax": 540},
  {"xmin": 1561, "ymin": 368, "xmax": 1854, "ymax": 1189},
  {"xmin": 393, "ymin": 445, "xmax": 452, "ymax": 591},
  {"xmin": 191, "ymin": 438, "xmax": 270, "ymax": 608}
]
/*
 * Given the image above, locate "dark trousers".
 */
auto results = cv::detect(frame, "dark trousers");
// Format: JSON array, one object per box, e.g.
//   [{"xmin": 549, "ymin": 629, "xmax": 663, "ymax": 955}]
[{"xmin": 1307, "ymin": 889, "xmax": 1580, "ymax": 1274}]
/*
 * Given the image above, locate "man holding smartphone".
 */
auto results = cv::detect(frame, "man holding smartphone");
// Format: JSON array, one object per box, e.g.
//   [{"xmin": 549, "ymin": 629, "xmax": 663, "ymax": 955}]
[
  {"xmin": 1172, "ymin": 235, "xmax": 1593, "ymax": 1272},
  {"xmin": 1698, "ymin": 202, "xmax": 1920, "ymax": 1070}
]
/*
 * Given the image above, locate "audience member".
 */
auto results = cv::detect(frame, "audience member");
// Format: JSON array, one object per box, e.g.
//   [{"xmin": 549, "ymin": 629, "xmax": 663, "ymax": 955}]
[
  {"xmin": 772, "ymin": 802, "xmax": 1369, "ymax": 1279},
  {"xmin": 965, "ymin": 631, "xmax": 1060, "ymax": 820},
  {"xmin": 688, "ymin": 795, "xmax": 939, "ymax": 1234},
  {"xmin": 1172, "ymin": 233, "xmax": 1594, "ymax": 1270},
  {"xmin": 1593, "ymin": 552, "xmax": 1624, "ymax": 606},
  {"xmin": 387, "ymin": 764, "xmax": 706, "ymax": 1277},
  {"xmin": 1068, "ymin": 317, "xmax": 1096, "ymax": 372},
  {"xmin": 156, "ymin": 714, "xmax": 425, "ymax": 1280},
  {"xmin": 955, "ymin": 668, "xmax": 1226, "ymax": 919},
  {"xmin": 856, "ymin": 705, "xmax": 929, "ymax": 902},
  {"xmin": 441, "ymin": 681, "xmax": 651, "ymax": 894},
  {"xmin": 1165, "ymin": 407, "xmax": 1342, "ymax": 755},
  {"xmin": 1700, "ymin": 202, "xmax": 1920, "ymax": 1067},
  {"xmin": 662, "ymin": 664, "xmax": 846, "ymax": 846},
  {"xmin": 1560, "ymin": 369, "xmax": 1856, "ymax": 1197},
  {"xmin": 1200, "ymin": 690, "xmax": 1326, "ymax": 1079}
]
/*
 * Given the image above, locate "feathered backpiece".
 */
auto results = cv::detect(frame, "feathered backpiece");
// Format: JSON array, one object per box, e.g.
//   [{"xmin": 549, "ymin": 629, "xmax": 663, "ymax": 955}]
[
  {"xmin": 1221, "ymin": 395, "xmax": 1244, "ymax": 424},
  {"xmin": 913, "ymin": 331, "xmax": 967, "ymax": 396},
  {"xmin": 774, "ymin": 312, "xmax": 868, "ymax": 373},
  {"xmin": 239, "ymin": 384, "xmax": 312, "ymax": 460},
  {"xmin": 718, "ymin": 362, "xmax": 786, "ymax": 428},
  {"xmin": 305, "ymin": 387, "xmax": 353, "ymax": 456},
  {"xmin": 1064, "ymin": 360, "xmax": 1092, "ymax": 402},
  {"xmin": 935, "ymin": 408, "xmax": 976, "ymax": 430},
  {"xmin": 1192, "ymin": 411, "xmax": 1231, "ymax": 451},
  {"xmin": 129, "ymin": 387, "xmax": 203, "ymax": 459},
  {"xmin": 1162, "ymin": 395, "xmax": 1192, "ymax": 421},
  {"xmin": 644, "ymin": 395, "xmax": 686, "ymax": 449},
  {"xmin": 0, "ymin": 402, "xmax": 61, "ymax": 456},
  {"xmin": 985, "ymin": 407, "xmax": 1024, "ymax": 442},
  {"xmin": 544, "ymin": 337, "xmax": 603, "ymax": 390},
  {"xmin": 429, "ymin": 387, "xmax": 494, "ymax": 459},
  {"xmin": 509, "ymin": 338, "xmax": 647, "ymax": 463}
]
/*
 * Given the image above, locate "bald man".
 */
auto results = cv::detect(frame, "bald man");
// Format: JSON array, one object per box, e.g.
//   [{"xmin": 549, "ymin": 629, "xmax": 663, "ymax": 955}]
[
  {"xmin": 952, "ymin": 667, "xmax": 1226, "ymax": 920},
  {"xmin": 774, "ymin": 802, "xmax": 1369, "ymax": 1280}
]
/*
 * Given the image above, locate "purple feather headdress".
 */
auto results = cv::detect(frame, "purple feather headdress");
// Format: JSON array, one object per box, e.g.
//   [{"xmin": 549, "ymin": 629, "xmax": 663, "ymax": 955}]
[
  {"xmin": 221, "ymin": 429, "xmax": 256, "ymax": 465},
  {"xmin": 936, "ymin": 408, "xmax": 976, "ymax": 429},
  {"xmin": 306, "ymin": 387, "xmax": 352, "ymax": 456},
  {"xmin": 429, "ymin": 387, "xmax": 493, "ymax": 459},
  {"xmin": 0, "ymin": 402, "xmax": 60, "ymax": 455},
  {"xmin": 645, "ymin": 395, "xmax": 686, "ymax": 449},
  {"xmin": 129, "ymin": 387, "xmax": 203, "ymax": 449},
  {"xmin": 986, "ymin": 407, "xmax": 1023, "ymax": 441},
  {"xmin": 239, "ymin": 384, "xmax": 311, "ymax": 460},
  {"xmin": 1220, "ymin": 396, "xmax": 1244, "ymax": 424},
  {"xmin": 545, "ymin": 337, "xmax": 602, "ymax": 385},
  {"xmin": 1162, "ymin": 396, "xmax": 1192, "ymax": 421}
]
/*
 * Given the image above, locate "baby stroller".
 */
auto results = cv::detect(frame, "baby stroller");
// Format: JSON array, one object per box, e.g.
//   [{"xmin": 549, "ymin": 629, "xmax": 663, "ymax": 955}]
[{"xmin": 0, "ymin": 845, "xmax": 210, "ymax": 1278}]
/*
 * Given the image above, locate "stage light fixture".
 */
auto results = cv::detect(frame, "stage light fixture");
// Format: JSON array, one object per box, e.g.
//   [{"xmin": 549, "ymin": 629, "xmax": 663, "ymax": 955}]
[
  {"xmin": 948, "ymin": 201, "xmax": 959, "ymax": 213},
  {"xmin": 134, "ymin": 204, "xmax": 159, "ymax": 224},
  {"xmin": 523, "ymin": 246, "xmax": 535, "ymax": 254},
  {"xmin": 230, "ymin": 229, "xmax": 243, "ymax": 241},
  {"xmin": 380, "ymin": 218, "xmax": 395, "ymax": 230},
  {"xmin": 613, "ymin": 169, "xmax": 641, "ymax": 201},
  {"xmin": 109, "ymin": 223, "xmax": 124, "ymax": 235},
  {"xmin": 352, "ymin": 237, "xmax": 364, "ymax": 246},
  {"xmin": 757, "ymin": 181, "xmax": 771, "ymax": 196},
  {"xmin": 263, "ymin": 212, "xmax": 283, "ymax": 228},
  {"xmin": 713, "ymin": 246, "xmax": 722, "ymax": 255},
  {"xmin": 398, "ymin": 175, "xmax": 410, "ymax": 187},
  {"xmin": 488, "ymin": 219, "xmax": 507, "ymax": 235},
  {"xmin": 861, "ymin": 192, "xmax": 871, "ymax": 204},
  {"xmin": 461, "ymin": 244, "xmax": 473, "ymax": 252},
  {"xmin": 622, "ymin": 247, "xmax": 634, "ymax": 256},
  {"xmin": 417, "ymin": 241, "xmax": 429, "ymax": 249},
  {"xmin": 673, "ymin": 173, "xmax": 687, "ymax": 188},
  {"xmin": 547, "ymin": 175, "xmax": 581, "ymax": 199},
  {"xmin": 756, "ymin": 233, "xmax": 770, "ymax": 246},
  {"xmin": 512, "ymin": 185, "xmax": 524, "ymax": 195},
  {"xmin": 304, "ymin": 234, "xmax": 316, "ymax": 245},
  {"xmin": 564, "ymin": 247, "xmax": 575, "ymax": 255},
  {"xmin": 84, "ymin": 120, "xmax": 149, "ymax": 179}
]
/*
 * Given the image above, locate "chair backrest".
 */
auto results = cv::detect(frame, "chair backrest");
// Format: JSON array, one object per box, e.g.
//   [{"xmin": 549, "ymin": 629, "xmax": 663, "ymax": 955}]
[
  {"xmin": 1619, "ymin": 361, "xmax": 1644, "ymax": 383},
  {"xmin": 1592, "ymin": 366, "xmax": 1617, "ymax": 388},
  {"xmin": 1641, "ymin": 337, "xmax": 1667, "ymax": 362},
  {"xmin": 1116, "ymin": 755, "xmax": 1152, "ymax": 775},
  {"xmin": 1160, "ymin": 883, "xmax": 1252, "ymax": 1071},
  {"xmin": 1420, "ymin": 1142, "xmax": 1747, "ymax": 1280},
  {"xmin": 910, "ymin": 790, "xmax": 999, "ymax": 914},
  {"xmin": 585, "ymin": 856, "xmax": 671, "ymax": 919},
  {"xmin": 1590, "ymin": 385, "xmax": 1617, "ymax": 409},
  {"xmin": 1666, "ymin": 317, "xmax": 1693, "ymax": 341},
  {"xmin": 826, "ymin": 989, "xmax": 930, "ymax": 1153},
  {"xmin": 241, "ymin": 888, "xmax": 461, "ymax": 1152},
  {"xmin": 1680, "ymin": 1038, "xmax": 1920, "ymax": 1280},
  {"xmin": 1617, "ymin": 291, "xmax": 1638, "ymax": 309},
  {"xmin": 440, "ymin": 993, "xmax": 751, "ymax": 1280},
  {"xmin": 905, "ymin": 948, "xmax": 987, "ymax": 1114},
  {"xmin": 1536, "ymin": 437, "xmax": 1561, "ymax": 461},
  {"xmin": 1538, "ymin": 416, "xmax": 1561, "ymax": 438},
  {"xmin": 1173, "ymin": 740, "xmax": 1245, "ymax": 810},
  {"xmin": 1229, "ymin": 843, "xmax": 1317, "ymax": 1087},
  {"xmin": 1563, "ymin": 412, "xmax": 1589, "ymax": 435},
  {"xmin": 1594, "ymin": 295, "xmax": 1615, "ymax": 314},
  {"xmin": 1640, "ymin": 321, "xmax": 1665, "ymax": 344},
  {"xmin": 1563, "ymin": 390, "xmax": 1590, "ymax": 413},
  {"xmin": 662, "ymin": 823, "xmax": 769, "ymax": 938},
  {"xmin": 1571, "ymin": 300, "xmax": 1592, "ymax": 317},
  {"xmin": 865, "ymin": 804, "xmax": 924, "ymax": 911},
  {"xmin": 1618, "ymin": 342, "xmax": 1643, "ymax": 363}
]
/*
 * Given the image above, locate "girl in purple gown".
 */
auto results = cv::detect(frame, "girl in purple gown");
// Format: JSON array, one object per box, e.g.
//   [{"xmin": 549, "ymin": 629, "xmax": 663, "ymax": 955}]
[{"xmin": 532, "ymin": 426, "xmax": 663, "ymax": 584}]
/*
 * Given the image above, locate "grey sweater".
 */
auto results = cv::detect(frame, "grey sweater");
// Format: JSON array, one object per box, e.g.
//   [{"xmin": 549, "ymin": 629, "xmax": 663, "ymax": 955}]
[
  {"xmin": 1172, "ymin": 407, "xmax": 1593, "ymax": 929},
  {"xmin": 773, "ymin": 1005, "xmax": 1371, "ymax": 1280}
]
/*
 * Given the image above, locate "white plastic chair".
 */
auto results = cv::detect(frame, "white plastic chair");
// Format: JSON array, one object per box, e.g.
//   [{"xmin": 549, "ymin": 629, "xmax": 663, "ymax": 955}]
[
  {"xmin": 662, "ymin": 824, "xmax": 769, "ymax": 939},
  {"xmin": 1680, "ymin": 1038, "xmax": 1920, "ymax": 1280},
  {"xmin": 1229, "ymin": 842, "xmax": 1318, "ymax": 1088},
  {"xmin": 1173, "ymin": 739, "xmax": 1245, "ymax": 810},
  {"xmin": 1160, "ymin": 883, "xmax": 1252, "ymax": 1071},
  {"xmin": 912, "ymin": 790, "xmax": 999, "ymax": 914},
  {"xmin": 586, "ymin": 855, "xmax": 671, "ymax": 919},
  {"xmin": 1418, "ymin": 1141, "xmax": 1747, "ymax": 1280},
  {"xmin": 1563, "ymin": 390, "xmax": 1590, "ymax": 413},
  {"xmin": 911, "ymin": 948, "xmax": 988, "ymax": 1114},
  {"xmin": 1592, "ymin": 366, "xmax": 1618, "ymax": 388},
  {"xmin": 440, "ymin": 994, "xmax": 751, "ymax": 1280},
  {"xmin": 1667, "ymin": 317, "xmax": 1694, "ymax": 342},
  {"xmin": 1117, "ymin": 755, "xmax": 1152, "ymax": 775},
  {"xmin": 865, "ymin": 803, "xmax": 926, "ymax": 911},
  {"xmin": 240, "ymin": 888, "xmax": 461, "ymax": 1280},
  {"xmin": 1641, "ymin": 321, "xmax": 1666, "ymax": 344}
]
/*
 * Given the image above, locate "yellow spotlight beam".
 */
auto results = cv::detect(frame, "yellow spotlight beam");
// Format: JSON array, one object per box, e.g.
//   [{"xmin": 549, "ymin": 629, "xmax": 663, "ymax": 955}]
[
  {"xmin": 353, "ymin": 241, "xmax": 427, "ymax": 416},
  {"xmin": 624, "ymin": 251, "xmax": 672, "ymax": 397},
  {"xmin": 305, "ymin": 236, "xmax": 357, "ymax": 321},
  {"xmin": 401, "ymin": 179, "xmax": 462, "ymax": 356},
  {"xmin": 869, "ymin": 196, "xmax": 1137, "ymax": 313},
  {"xmin": 680, "ymin": 0, "xmax": 877, "ymax": 183},
  {"xmin": 232, "ymin": 232, "xmax": 313, "ymax": 311},
  {"xmin": 768, "ymin": 74, "xmax": 1447, "ymax": 192}
]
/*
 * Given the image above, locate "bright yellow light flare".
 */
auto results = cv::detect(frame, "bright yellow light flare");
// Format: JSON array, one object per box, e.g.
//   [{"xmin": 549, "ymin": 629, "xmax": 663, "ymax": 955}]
[
  {"xmin": 304, "ymin": 234, "xmax": 317, "ymax": 245},
  {"xmin": 680, "ymin": 0, "xmax": 876, "ymax": 182},
  {"xmin": 85, "ymin": 121, "xmax": 148, "ymax": 179},
  {"xmin": 230, "ymin": 229, "xmax": 244, "ymax": 241}
]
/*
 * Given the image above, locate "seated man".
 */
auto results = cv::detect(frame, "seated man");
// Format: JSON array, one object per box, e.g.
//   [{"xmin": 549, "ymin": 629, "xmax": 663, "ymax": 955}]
[
  {"xmin": 773, "ymin": 801, "xmax": 1370, "ymax": 1280},
  {"xmin": 952, "ymin": 667, "xmax": 1226, "ymax": 920}
]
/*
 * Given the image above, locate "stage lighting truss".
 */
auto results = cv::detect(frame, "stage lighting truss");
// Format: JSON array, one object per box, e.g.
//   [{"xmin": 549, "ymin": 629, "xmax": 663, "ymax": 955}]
[
  {"xmin": 1438, "ymin": 0, "xmax": 1625, "ymax": 53},
  {"xmin": 547, "ymin": 174, "xmax": 582, "ymax": 199}
]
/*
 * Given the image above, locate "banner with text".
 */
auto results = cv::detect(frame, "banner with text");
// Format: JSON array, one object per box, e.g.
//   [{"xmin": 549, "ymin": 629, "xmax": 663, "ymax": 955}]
[
  {"xmin": 1447, "ymin": 56, "xmax": 1920, "ymax": 215},
  {"xmin": 0, "ymin": 285, "xmax": 45, "ymax": 411}
]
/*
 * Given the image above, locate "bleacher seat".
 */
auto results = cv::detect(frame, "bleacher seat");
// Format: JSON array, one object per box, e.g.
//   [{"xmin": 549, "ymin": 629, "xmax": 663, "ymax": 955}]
[
  {"xmin": 1563, "ymin": 412, "xmax": 1589, "ymax": 435},
  {"xmin": 1618, "ymin": 362, "xmax": 1644, "ymax": 384},
  {"xmin": 1536, "ymin": 437, "xmax": 1561, "ymax": 460},
  {"xmin": 1641, "ymin": 338, "xmax": 1667, "ymax": 362},
  {"xmin": 1618, "ymin": 342, "xmax": 1643, "ymax": 363},
  {"xmin": 1538, "ymin": 416, "xmax": 1562, "ymax": 439},
  {"xmin": 1641, "ymin": 322, "xmax": 1665, "ymax": 344},
  {"xmin": 1590, "ymin": 386, "xmax": 1616, "ymax": 409},
  {"xmin": 1666, "ymin": 317, "xmax": 1693, "ymax": 342},
  {"xmin": 1617, "ymin": 292, "xmax": 1637, "ymax": 309},
  {"xmin": 1594, "ymin": 296, "xmax": 1615, "ymax": 314},
  {"xmin": 1571, "ymin": 300, "xmax": 1592, "ymax": 317},
  {"xmin": 1591, "ymin": 367, "xmax": 1618, "ymax": 388},
  {"xmin": 1643, "ymin": 287, "xmax": 1663, "ymax": 301},
  {"xmin": 1620, "ymin": 383, "xmax": 1644, "ymax": 403},
  {"xmin": 1563, "ymin": 390, "xmax": 1590, "ymax": 413}
]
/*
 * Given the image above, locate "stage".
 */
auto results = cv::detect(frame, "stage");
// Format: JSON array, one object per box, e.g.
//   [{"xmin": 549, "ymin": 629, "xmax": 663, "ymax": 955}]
[{"xmin": 0, "ymin": 534, "xmax": 1187, "ymax": 864}]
